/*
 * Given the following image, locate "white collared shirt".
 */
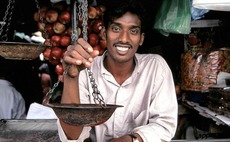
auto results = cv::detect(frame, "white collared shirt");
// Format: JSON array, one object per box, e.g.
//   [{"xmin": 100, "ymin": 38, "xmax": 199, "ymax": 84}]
[
  {"xmin": 58, "ymin": 53, "xmax": 178, "ymax": 142},
  {"xmin": 0, "ymin": 79, "xmax": 26, "ymax": 119}
]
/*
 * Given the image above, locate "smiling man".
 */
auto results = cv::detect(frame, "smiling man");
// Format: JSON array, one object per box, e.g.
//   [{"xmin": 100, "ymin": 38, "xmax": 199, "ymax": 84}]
[{"xmin": 58, "ymin": 0, "xmax": 178, "ymax": 142}]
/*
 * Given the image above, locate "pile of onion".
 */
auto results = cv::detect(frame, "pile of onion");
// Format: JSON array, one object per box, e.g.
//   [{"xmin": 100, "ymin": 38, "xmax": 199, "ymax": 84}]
[{"xmin": 34, "ymin": 1, "xmax": 107, "ymax": 82}]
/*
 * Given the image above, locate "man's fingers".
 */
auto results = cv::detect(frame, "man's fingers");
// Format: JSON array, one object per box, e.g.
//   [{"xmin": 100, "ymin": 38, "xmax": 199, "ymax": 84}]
[
  {"xmin": 77, "ymin": 38, "xmax": 93, "ymax": 53},
  {"xmin": 91, "ymin": 50, "xmax": 100, "ymax": 58},
  {"xmin": 62, "ymin": 38, "xmax": 100, "ymax": 70},
  {"xmin": 63, "ymin": 54, "xmax": 91, "ymax": 68}
]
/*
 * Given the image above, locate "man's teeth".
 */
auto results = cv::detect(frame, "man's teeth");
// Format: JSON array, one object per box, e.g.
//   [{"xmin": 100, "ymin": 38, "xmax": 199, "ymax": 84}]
[{"xmin": 117, "ymin": 47, "xmax": 129, "ymax": 51}]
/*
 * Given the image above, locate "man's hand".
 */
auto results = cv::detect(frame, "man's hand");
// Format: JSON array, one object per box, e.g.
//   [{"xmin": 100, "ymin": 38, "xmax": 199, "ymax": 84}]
[
  {"xmin": 62, "ymin": 38, "xmax": 99, "ymax": 78},
  {"xmin": 109, "ymin": 135, "xmax": 132, "ymax": 142},
  {"xmin": 109, "ymin": 134, "xmax": 143, "ymax": 142}
]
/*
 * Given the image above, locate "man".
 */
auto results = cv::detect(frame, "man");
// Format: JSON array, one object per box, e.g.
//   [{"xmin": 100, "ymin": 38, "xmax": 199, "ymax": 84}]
[
  {"xmin": 0, "ymin": 58, "xmax": 26, "ymax": 119},
  {"xmin": 58, "ymin": 1, "xmax": 178, "ymax": 141}
]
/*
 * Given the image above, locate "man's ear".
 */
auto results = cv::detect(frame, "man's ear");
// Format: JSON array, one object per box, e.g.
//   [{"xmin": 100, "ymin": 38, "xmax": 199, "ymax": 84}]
[
  {"xmin": 99, "ymin": 26, "xmax": 106, "ymax": 40},
  {"xmin": 139, "ymin": 33, "xmax": 145, "ymax": 46}
]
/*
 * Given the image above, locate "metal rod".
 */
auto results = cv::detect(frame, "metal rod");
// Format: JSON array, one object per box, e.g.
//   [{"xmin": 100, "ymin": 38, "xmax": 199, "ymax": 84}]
[{"xmin": 71, "ymin": 0, "xmax": 78, "ymax": 44}]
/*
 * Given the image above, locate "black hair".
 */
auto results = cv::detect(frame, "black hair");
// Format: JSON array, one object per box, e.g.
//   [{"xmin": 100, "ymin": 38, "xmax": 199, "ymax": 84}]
[{"xmin": 103, "ymin": 0, "xmax": 146, "ymax": 33}]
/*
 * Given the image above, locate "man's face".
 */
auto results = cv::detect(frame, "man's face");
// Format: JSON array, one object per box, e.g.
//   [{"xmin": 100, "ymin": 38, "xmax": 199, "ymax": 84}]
[{"xmin": 104, "ymin": 12, "xmax": 145, "ymax": 63}]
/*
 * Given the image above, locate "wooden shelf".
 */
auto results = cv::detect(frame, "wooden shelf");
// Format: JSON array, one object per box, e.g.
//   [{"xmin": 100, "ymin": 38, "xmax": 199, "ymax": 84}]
[{"xmin": 182, "ymin": 100, "xmax": 230, "ymax": 127}]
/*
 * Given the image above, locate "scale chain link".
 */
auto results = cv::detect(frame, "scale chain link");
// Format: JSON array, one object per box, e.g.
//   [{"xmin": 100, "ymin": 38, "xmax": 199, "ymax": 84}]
[
  {"xmin": 81, "ymin": 0, "xmax": 88, "ymax": 41},
  {"xmin": 43, "ymin": 65, "xmax": 69, "ymax": 104},
  {"xmin": 34, "ymin": 0, "xmax": 49, "ymax": 40},
  {"xmin": 80, "ymin": 0, "xmax": 106, "ymax": 106},
  {"xmin": 87, "ymin": 68, "xmax": 106, "ymax": 106},
  {"xmin": 0, "ymin": 0, "xmax": 15, "ymax": 41}
]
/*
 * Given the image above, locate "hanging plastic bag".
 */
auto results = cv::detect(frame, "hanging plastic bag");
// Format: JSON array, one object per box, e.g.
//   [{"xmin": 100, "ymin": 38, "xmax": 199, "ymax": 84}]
[
  {"xmin": 153, "ymin": 0, "xmax": 191, "ymax": 36},
  {"xmin": 190, "ymin": 0, "xmax": 209, "ymax": 20},
  {"xmin": 50, "ymin": 0, "xmax": 71, "ymax": 4},
  {"xmin": 193, "ymin": 0, "xmax": 230, "ymax": 11}
]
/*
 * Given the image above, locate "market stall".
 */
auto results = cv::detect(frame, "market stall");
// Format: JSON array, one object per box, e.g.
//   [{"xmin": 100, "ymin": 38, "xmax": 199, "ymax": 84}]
[{"xmin": 0, "ymin": 0, "xmax": 230, "ymax": 141}]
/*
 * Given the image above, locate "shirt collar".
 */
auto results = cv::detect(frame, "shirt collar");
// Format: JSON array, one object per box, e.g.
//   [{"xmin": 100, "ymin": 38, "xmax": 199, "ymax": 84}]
[{"xmin": 100, "ymin": 51, "xmax": 140, "ymax": 75}]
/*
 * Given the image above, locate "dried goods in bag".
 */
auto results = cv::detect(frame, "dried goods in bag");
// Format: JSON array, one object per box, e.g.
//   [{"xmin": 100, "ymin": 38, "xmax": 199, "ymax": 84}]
[{"xmin": 181, "ymin": 48, "xmax": 230, "ymax": 92}]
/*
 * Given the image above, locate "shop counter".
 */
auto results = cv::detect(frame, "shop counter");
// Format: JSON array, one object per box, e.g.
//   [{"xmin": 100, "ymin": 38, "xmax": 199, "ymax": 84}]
[
  {"xmin": 0, "ymin": 119, "xmax": 60, "ymax": 142},
  {"xmin": 1, "ymin": 119, "xmax": 230, "ymax": 142}
]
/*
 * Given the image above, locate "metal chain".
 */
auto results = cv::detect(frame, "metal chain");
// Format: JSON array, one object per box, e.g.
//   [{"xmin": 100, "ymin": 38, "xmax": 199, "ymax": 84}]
[
  {"xmin": 34, "ymin": 0, "xmax": 49, "ymax": 40},
  {"xmin": 80, "ymin": 0, "xmax": 106, "ymax": 106},
  {"xmin": 0, "ymin": 0, "xmax": 15, "ymax": 41},
  {"xmin": 80, "ymin": 0, "xmax": 88, "ymax": 41},
  {"xmin": 87, "ymin": 68, "xmax": 106, "ymax": 106},
  {"xmin": 77, "ymin": 0, "xmax": 82, "ymax": 21},
  {"xmin": 43, "ymin": 66, "xmax": 70, "ymax": 104}
]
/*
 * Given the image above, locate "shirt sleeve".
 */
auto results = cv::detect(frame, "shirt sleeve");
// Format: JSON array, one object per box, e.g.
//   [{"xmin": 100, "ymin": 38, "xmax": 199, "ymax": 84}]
[
  {"xmin": 13, "ymin": 90, "xmax": 26, "ymax": 119},
  {"xmin": 16, "ymin": 96, "xmax": 26, "ymax": 119},
  {"xmin": 133, "ymin": 57, "xmax": 178, "ymax": 142},
  {"xmin": 57, "ymin": 119, "xmax": 91, "ymax": 142}
]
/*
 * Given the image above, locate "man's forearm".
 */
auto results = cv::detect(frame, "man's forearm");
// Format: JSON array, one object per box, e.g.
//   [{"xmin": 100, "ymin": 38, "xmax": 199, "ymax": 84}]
[
  {"xmin": 60, "ymin": 74, "xmax": 83, "ymax": 139},
  {"xmin": 61, "ymin": 75, "xmax": 80, "ymax": 104}
]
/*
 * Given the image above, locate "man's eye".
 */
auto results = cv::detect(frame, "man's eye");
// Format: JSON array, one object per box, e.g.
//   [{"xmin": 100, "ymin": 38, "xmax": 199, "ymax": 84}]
[
  {"xmin": 130, "ymin": 29, "xmax": 139, "ymax": 34},
  {"xmin": 112, "ymin": 26, "xmax": 120, "ymax": 32}
]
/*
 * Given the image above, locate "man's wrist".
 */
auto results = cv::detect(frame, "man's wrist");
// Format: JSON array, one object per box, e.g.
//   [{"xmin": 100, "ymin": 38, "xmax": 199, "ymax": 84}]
[{"xmin": 129, "ymin": 134, "xmax": 139, "ymax": 142}]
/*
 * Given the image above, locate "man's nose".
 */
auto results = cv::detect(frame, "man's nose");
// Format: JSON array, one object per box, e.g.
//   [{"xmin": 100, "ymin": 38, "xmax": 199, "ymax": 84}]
[{"xmin": 119, "ymin": 31, "xmax": 130, "ymax": 43}]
